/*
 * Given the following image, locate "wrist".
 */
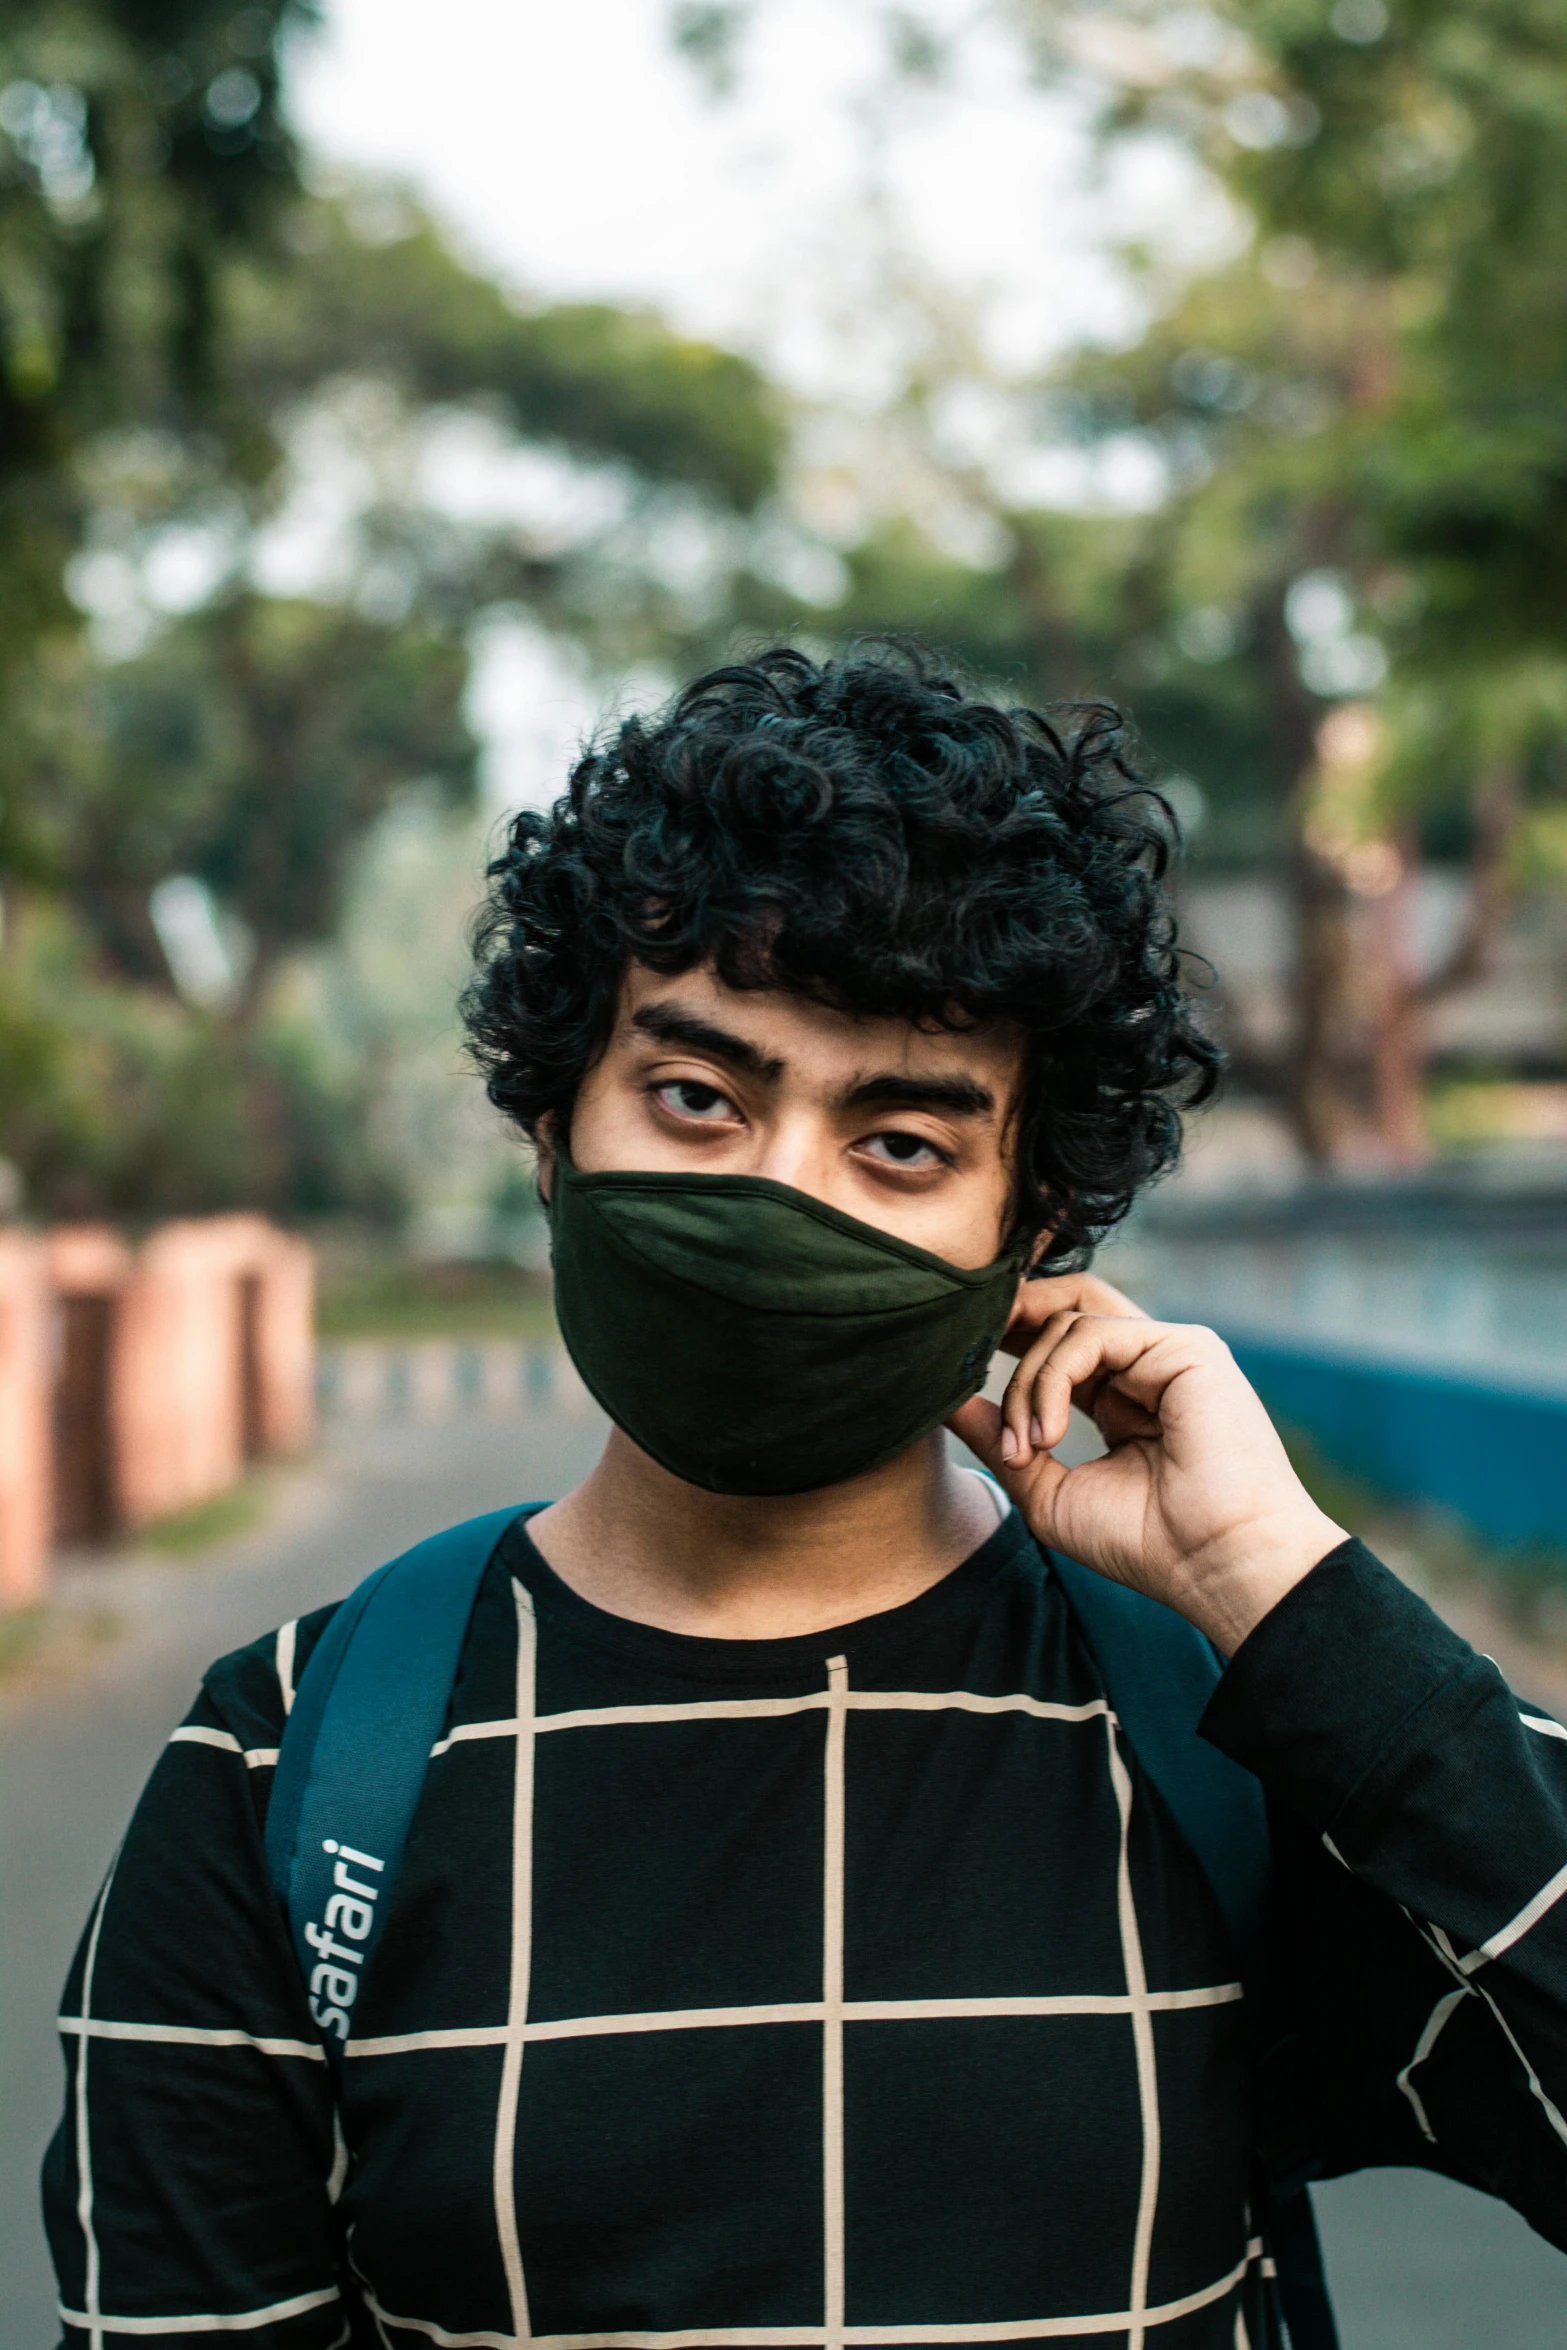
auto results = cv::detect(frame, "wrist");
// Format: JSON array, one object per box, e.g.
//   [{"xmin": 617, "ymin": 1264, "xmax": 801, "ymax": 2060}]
[{"xmin": 1167, "ymin": 1507, "xmax": 1349, "ymax": 1656}]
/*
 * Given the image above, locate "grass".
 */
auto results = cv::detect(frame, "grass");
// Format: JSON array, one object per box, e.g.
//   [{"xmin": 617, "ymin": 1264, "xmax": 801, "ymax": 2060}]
[
  {"xmin": 142, "ymin": 1480, "xmax": 268, "ymax": 1555},
  {"xmin": 0, "ymin": 1606, "xmax": 47, "ymax": 1680},
  {"xmin": 0, "ymin": 1601, "xmax": 120, "ymax": 1689},
  {"xmin": 1279, "ymin": 1426, "xmax": 1381, "ymax": 1536},
  {"xmin": 1280, "ymin": 1420, "xmax": 1567, "ymax": 1642},
  {"xmin": 1428, "ymin": 1077, "xmax": 1567, "ymax": 1150},
  {"xmin": 315, "ymin": 1255, "xmax": 557, "ymax": 1342}
]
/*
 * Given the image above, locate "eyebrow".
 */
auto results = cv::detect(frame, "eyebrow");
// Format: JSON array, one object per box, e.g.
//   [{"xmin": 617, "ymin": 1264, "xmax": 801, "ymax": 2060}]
[
  {"xmin": 629, "ymin": 1004, "xmax": 786, "ymax": 1082},
  {"xmin": 838, "ymin": 1072, "xmax": 996, "ymax": 1120},
  {"xmin": 630, "ymin": 1003, "xmax": 995, "ymax": 1122}
]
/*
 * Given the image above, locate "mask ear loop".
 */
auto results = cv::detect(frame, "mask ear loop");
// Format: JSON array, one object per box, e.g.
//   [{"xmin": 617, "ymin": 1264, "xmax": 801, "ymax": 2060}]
[{"xmin": 961, "ymin": 1463, "xmax": 1012, "ymax": 1530}]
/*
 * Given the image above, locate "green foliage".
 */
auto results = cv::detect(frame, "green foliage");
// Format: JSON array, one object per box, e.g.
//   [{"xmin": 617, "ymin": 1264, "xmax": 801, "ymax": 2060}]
[
  {"xmin": 0, "ymin": 897, "xmax": 406, "ymax": 1220},
  {"xmin": 1230, "ymin": 1, "xmax": 1567, "ymax": 665},
  {"xmin": 806, "ymin": 505, "xmax": 1285, "ymax": 863},
  {"xmin": 0, "ymin": 0, "xmax": 308, "ymax": 664},
  {"xmin": 0, "ymin": 0, "xmax": 792, "ymax": 1226},
  {"xmin": 163, "ymin": 595, "xmax": 477, "ymax": 979},
  {"xmin": 1089, "ymin": 0, "xmax": 1567, "ymax": 679},
  {"xmin": 0, "ymin": 1, "xmax": 305, "ymax": 438},
  {"xmin": 228, "ymin": 194, "xmax": 783, "ymax": 511},
  {"xmin": 38, "ymin": 592, "xmax": 477, "ymax": 1000},
  {"xmin": 669, "ymin": 4, "xmax": 750, "ymax": 96}
]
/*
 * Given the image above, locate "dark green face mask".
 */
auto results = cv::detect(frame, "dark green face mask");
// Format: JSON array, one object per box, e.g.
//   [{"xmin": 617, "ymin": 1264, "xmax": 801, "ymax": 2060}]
[{"xmin": 547, "ymin": 1142, "xmax": 1023, "ymax": 1496}]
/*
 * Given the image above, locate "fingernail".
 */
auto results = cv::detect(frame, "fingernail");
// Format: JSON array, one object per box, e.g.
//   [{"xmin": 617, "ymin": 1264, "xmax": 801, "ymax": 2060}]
[
  {"xmin": 1030, "ymin": 1416, "xmax": 1045, "ymax": 1448},
  {"xmin": 1001, "ymin": 1427, "xmax": 1018, "ymax": 1462}
]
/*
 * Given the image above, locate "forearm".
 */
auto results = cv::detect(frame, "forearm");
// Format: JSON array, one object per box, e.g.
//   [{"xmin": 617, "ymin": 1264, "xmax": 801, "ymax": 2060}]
[{"xmin": 1204, "ymin": 1540, "xmax": 1567, "ymax": 2053}]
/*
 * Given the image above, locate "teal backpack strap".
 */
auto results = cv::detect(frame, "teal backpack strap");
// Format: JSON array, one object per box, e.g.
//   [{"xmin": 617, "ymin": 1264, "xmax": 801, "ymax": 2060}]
[
  {"xmin": 1042, "ymin": 1542, "xmax": 1337, "ymax": 2350},
  {"xmin": 1043, "ymin": 1548, "xmax": 1268, "ymax": 1964},
  {"xmin": 265, "ymin": 1504, "xmax": 536, "ymax": 2065}
]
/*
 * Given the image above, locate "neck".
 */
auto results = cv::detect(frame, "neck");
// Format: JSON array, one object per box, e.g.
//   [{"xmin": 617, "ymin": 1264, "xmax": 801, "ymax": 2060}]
[{"xmin": 528, "ymin": 1428, "xmax": 1001, "ymax": 1639}]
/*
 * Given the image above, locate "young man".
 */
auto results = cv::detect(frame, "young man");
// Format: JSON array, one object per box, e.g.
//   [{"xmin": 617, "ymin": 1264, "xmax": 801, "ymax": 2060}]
[{"xmin": 46, "ymin": 648, "xmax": 1567, "ymax": 2346}]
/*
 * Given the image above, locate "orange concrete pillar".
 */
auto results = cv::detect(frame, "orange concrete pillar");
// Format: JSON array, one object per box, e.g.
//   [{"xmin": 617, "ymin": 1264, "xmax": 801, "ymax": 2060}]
[
  {"xmin": 114, "ymin": 1222, "xmax": 244, "ymax": 1528},
  {"xmin": 244, "ymin": 1225, "xmax": 316, "ymax": 1457},
  {"xmin": 0, "ymin": 1231, "xmax": 53, "ymax": 1605},
  {"xmin": 111, "ymin": 1216, "xmax": 315, "ymax": 1528}
]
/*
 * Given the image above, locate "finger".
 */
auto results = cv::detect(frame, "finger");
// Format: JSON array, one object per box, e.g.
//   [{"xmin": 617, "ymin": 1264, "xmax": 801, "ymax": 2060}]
[
  {"xmin": 1005, "ymin": 1311, "xmax": 1185, "ymax": 1465},
  {"xmin": 1000, "ymin": 1311, "xmax": 1083, "ymax": 1460},
  {"xmin": 945, "ymin": 1395, "xmax": 1070, "ymax": 1528},
  {"xmin": 1026, "ymin": 1343, "xmax": 1093, "ymax": 1458},
  {"xmin": 1000, "ymin": 1270, "xmax": 1149, "ymax": 1355},
  {"xmin": 949, "ymin": 1394, "xmax": 1052, "ymax": 1480},
  {"xmin": 1032, "ymin": 1314, "xmax": 1218, "ymax": 1441},
  {"xmin": 946, "ymin": 1393, "xmax": 1004, "ymax": 1470}
]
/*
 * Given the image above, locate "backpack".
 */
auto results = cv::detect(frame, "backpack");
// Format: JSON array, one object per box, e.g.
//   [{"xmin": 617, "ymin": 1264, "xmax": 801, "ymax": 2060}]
[{"xmin": 265, "ymin": 1505, "xmax": 1337, "ymax": 2350}]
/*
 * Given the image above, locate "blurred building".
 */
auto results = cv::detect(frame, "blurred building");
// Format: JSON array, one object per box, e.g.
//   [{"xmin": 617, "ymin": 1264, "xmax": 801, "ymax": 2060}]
[{"xmin": 0, "ymin": 1216, "xmax": 313, "ymax": 1607}]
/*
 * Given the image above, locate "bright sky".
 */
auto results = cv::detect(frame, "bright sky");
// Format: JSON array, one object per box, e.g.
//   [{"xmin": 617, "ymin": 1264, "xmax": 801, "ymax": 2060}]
[
  {"xmin": 287, "ymin": 0, "xmax": 1223, "ymax": 807},
  {"xmin": 288, "ymin": 0, "xmax": 1215, "ymax": 399}
]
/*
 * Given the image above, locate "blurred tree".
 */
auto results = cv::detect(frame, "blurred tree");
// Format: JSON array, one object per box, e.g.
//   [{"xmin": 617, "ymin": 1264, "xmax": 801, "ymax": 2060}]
[
  {"xmin": 0, "ymin": 0, "xmax": 309, "ymax": 860},
  {"xmin": 0, "ymin": 894, "xmax": 407, "ymax": 1220},
  {"xmin": 229, "ymin": 191, "xmax": 780, "ymax": 513},
  {"xmin": 1, "ymin": 583, "xmax": 478, "ymax": 1221},
  {"xmin": 701, "ymin": 0, "xmax": 1567, "ymax": 1166},
  {"xmin": 71, "ymin": 592, "xmax": 478, "ymax": 1012},
  {"xmin": 1059, "ymin": 0, "xmax": 1567, "ymax": 1162},
  {"xmin": 0, "ymin": 10, "xmax": 788, "ymax": 1220}
]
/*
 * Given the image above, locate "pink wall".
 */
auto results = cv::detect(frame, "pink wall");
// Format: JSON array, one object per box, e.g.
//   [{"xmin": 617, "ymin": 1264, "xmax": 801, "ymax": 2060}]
[
  {"xmin": 0, "ymin": 1232, "xmax": 52, "ymax": 1606},
  {"xmin": 0, "ymin": 1216, "xmax": 315, "ymax": 1604},
  {"xmin": 113, "ymin": 1217, "xmax": 315, "ymax": 1528}
]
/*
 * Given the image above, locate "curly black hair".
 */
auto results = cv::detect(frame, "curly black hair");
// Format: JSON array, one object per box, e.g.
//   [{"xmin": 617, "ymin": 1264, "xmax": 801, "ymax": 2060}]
[{"xmin": 462, "ymin": 644, "xmax": 1221, "ymax": 1266}]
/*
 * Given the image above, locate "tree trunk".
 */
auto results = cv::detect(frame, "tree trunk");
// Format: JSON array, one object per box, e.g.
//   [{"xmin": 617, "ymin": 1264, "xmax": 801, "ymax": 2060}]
[
  {"xmin": 1357, "ymin": 761, "xmax": 1520, "ymax": 1166},
  {"xmin": 1256, "ymin": 581, "xmax": 1356, "ymax": 1163},
  {"xmin": 1367, "ymin": 851, "xmax": 1428, "ymax": 1168},
  {"xmin": 1291, "ymin": 844, "xmax": 1363, "ymax": 1161}
]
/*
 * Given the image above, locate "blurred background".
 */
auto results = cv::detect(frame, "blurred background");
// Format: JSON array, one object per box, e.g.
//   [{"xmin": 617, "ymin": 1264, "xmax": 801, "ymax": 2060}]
[{"xmin": 4, "ymin": 0, "xmax": 1567, "ymax": 2339}]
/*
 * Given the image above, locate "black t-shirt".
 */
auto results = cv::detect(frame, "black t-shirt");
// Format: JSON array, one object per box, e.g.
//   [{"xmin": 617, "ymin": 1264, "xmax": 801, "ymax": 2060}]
[{"xmin": 45, "ymin": 1516, "xmax": 1567, "ymax": 2344}]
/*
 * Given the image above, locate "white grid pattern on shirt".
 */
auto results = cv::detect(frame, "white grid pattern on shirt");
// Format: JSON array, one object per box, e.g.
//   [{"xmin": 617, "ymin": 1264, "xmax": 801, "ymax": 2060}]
[
  {"xmin": 1414, "ymin": 1920, "xmax": 1567, "ymax": 2154},
  {"xmin": 59, "ymin": 2285, "xmax": 343, "ymax": 2336},
  {"xmin": 494, "ymin": 1583, "xmax": 540, "ymax": 2342},
  {"xmin": 80, "ymin": 1603, "xmax": 1260, "ymax": 2348},
  {"xmin": 342, "ymin": 1986, "xmax": 1242, "ymax": 2062},
  {"xmin": 356, "ymin": 1593, "xmax": 1241, "ymax": 2350},
  {"xmin": 429, "ymin": 1691, "xmax": 1111, "ymax": 1757},
  {"xmin": 356, "ymin": 2239, "xmax": 1271, "ymax": 2350},
  {"xmin": 1103, "ymin": 1711, "xmax": 1158, "ymax": 2350},
  {"xmin": 1395, "ymin": 1986, "xmax": 1468, "ymax": 2142},
  {"xmin": 822, "ymin": 1655, "xmax": 849, "ymax": 2350},
  {"xmin": 169, "ymin": 1725, "xmax": 280, "ymax": 1770},
  {"xmin": 276, "ymin": 1621, "xmax": 299, "ymax": 1717},
  {"xmin": 73, "ymin": 1861, "xmax": 116, "ymax": 2350}
]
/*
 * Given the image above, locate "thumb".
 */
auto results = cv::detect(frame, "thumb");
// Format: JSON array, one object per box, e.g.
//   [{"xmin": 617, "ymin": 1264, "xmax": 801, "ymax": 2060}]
[
  {"xmin": 945, "ymin": 1393, "xmax": 1005, "ymax": 1472},
  {"xmin": 946, "ymin": 1395, "xmax": 1068, "ymax": 1546}
]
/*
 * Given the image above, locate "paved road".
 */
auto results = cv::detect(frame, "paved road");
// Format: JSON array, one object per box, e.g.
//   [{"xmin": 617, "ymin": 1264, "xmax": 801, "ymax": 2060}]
[{"xmin": 3, "ymin": 1412, "xmax": 1565, "ymax": 2347}]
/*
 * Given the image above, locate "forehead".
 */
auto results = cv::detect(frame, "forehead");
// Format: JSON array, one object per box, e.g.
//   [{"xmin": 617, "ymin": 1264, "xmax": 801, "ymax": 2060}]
[{"xmin": 616, "ymin": 962, "xmax": 1023, "ymax": 1106}]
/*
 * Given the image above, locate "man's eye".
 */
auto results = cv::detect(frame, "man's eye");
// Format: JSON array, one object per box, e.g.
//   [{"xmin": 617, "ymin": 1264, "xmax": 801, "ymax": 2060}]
[
  {"xmin": 655, "ymin": 1080, "xmax": 735, "ymax": 1121},
  {"xmin": 863, "ymin": 1131, "xmax": 943, "ymax": 1168}
]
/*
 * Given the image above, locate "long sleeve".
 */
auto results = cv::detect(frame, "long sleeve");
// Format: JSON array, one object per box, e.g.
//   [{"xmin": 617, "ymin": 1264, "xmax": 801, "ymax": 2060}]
[
  {"xmin": 1202, "ymin": 1539, "xmax": 1567, "ymax": 2244},
  {"xmin": 42, "ymin": 1612, "xmax": 350, "ymax": 2347}
]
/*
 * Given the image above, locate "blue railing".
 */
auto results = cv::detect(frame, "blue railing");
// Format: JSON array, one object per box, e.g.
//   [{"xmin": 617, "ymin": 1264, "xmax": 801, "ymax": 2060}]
[{"xmin": 1220, "ymin": 1332, "xmax": 1567, "ymax": 1550}]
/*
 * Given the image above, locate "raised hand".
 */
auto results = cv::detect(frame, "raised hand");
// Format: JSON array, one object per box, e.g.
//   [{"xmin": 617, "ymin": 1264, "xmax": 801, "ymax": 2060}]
[{"xmin": 947, "ymin": 1278, "xmax": 1346, "ymax": 1655}]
